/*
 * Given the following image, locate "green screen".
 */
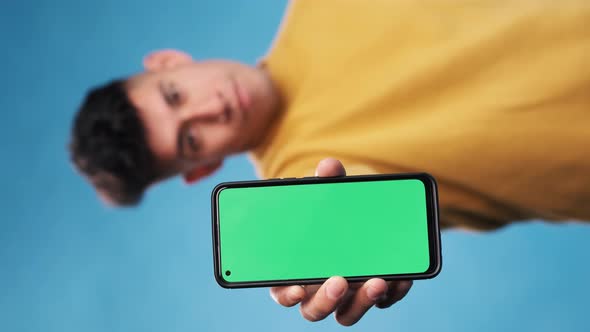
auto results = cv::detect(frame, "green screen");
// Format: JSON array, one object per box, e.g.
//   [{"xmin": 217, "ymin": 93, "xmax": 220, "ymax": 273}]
[{"xmin": 217, "ymin": 179, "xmax": 430, "ymax": 283}]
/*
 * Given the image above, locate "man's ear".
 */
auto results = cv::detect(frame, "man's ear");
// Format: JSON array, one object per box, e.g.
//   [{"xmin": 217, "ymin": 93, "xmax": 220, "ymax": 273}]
[
  {"xmin": 143, "ymin": 49, "xmax": 193, "ymax": 72},
  {"xmin": 183, "ymin": 160, "xmax": 223, "ymax": 184}
]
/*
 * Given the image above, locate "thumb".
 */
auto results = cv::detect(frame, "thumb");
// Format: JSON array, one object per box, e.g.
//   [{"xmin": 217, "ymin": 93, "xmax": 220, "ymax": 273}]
[{"xmin": 314, "ymin": 158, "xmax": 346, "ymax": 177}]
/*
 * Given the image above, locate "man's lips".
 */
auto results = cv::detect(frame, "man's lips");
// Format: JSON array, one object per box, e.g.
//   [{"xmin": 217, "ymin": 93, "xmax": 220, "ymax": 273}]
[{"xmin": 234, "ymin": 79, "xmax": 251, "ymax": 113}]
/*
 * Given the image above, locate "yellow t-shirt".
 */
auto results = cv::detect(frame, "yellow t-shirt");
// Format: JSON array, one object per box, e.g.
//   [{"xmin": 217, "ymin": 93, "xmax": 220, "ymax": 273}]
[{"xmin": 249, "ymin": 0, "xmax": 590, "ymax": 230}]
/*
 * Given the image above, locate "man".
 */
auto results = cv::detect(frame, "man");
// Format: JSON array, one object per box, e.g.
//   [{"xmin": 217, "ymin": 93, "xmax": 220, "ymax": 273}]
[{"xmin": 69, "ymin": 0, "xmax": 590, "ymax": 326}]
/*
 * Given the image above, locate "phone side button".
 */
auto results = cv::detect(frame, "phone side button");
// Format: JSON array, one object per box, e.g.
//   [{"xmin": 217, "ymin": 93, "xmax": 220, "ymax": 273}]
[{"xmin": 281, "ymin": 177, "xmax": 296, "ymax": 180}]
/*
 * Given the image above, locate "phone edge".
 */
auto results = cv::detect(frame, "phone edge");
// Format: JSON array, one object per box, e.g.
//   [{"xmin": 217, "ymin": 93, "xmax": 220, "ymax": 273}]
[{"xmin": 211, "ymin": 173, "xmax": 443, "ymax": 289}]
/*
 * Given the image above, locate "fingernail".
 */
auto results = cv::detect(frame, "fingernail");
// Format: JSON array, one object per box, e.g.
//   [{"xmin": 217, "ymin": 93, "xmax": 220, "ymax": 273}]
[
  {"xmin": 367, "ymin": 285, "xmax": 385, "ymax": 301},
  {"xmin": 326, "ymin": 280, "xmax": 346, "ymax": 300},
  {"xmin": 270, "ymin": 291, "xmax": 279, "ymax": 303}
]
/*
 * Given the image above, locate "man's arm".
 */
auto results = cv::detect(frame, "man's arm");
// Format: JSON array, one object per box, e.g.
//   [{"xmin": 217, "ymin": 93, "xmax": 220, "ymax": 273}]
[{"xmin": 269, "ymin": 158, "xmax": 413, "ymax": 326}]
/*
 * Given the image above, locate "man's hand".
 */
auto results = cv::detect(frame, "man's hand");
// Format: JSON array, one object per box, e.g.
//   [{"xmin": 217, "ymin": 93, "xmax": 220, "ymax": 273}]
[{"xmin": 269, "ymin": 158, "xmax": 413, "ymax": 326}]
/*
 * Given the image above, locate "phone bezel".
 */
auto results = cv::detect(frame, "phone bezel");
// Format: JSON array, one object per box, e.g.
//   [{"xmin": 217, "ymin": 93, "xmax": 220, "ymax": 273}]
[{"xmin": 211, "ymin": 173, "xmax": 442, "ymax": 289}]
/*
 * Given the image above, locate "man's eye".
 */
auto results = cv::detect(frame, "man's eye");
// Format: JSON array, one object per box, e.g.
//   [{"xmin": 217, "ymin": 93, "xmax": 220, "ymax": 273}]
[
  {"xmin": 167, "ymin": 90, "xmax": 181, "ymax": 106},
  {"xmin": 186, "ymin": 132, "xmax": 199, "ymax": 152}
]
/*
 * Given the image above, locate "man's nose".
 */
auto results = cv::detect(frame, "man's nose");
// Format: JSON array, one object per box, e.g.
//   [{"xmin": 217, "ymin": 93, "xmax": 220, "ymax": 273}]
[{"xmin": 180, "ymin": 94, "xmax": 225, "ymax": 123}]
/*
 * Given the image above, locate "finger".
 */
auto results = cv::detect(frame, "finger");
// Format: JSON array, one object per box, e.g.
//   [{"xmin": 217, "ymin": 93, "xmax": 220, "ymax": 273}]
[
  {"xmin": 334, "ymin": 278, "xmax": 388, "ymax": 326},
  {"xmin": 375, "ymin": 280, "xmax": 413, "ymax": 309},
  {"xmin": 314, "ymin": 158, "xmax": 346, "ymax": 177},
  {"xmin": 270, "ymin": 285, "xmax": 306, "ymax": 307},
  {"xmin": 302, "ymin": 284, "xmax": 322, "ymax": 296},
  {"xmin": 300, "ymin": 276, "xmax": 348, "ymax": 322}
]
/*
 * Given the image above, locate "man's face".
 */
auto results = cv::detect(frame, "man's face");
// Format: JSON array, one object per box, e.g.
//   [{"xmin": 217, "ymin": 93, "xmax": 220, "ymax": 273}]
[{"xmin": 126, "ymin": 51, "xmax": 277, "ymax": 180}]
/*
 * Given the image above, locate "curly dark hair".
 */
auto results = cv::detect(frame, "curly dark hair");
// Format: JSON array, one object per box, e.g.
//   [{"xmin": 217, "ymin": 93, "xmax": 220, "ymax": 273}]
[{"xmin": 69, "ymin": 79, "xmax": 158, "ymax": 206}]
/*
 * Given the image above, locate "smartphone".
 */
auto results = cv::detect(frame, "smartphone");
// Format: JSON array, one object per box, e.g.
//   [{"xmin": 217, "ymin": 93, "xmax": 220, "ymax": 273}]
[{"xmin": 211, "ymin": 173, "xmax": 441, "ymax": 288}]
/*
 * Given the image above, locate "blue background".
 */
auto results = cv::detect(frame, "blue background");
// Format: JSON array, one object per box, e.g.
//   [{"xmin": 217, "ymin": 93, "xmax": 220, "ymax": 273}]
[{"xmin": 1, "ymin": 0, "xmax": 588, "ymax": 331}]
